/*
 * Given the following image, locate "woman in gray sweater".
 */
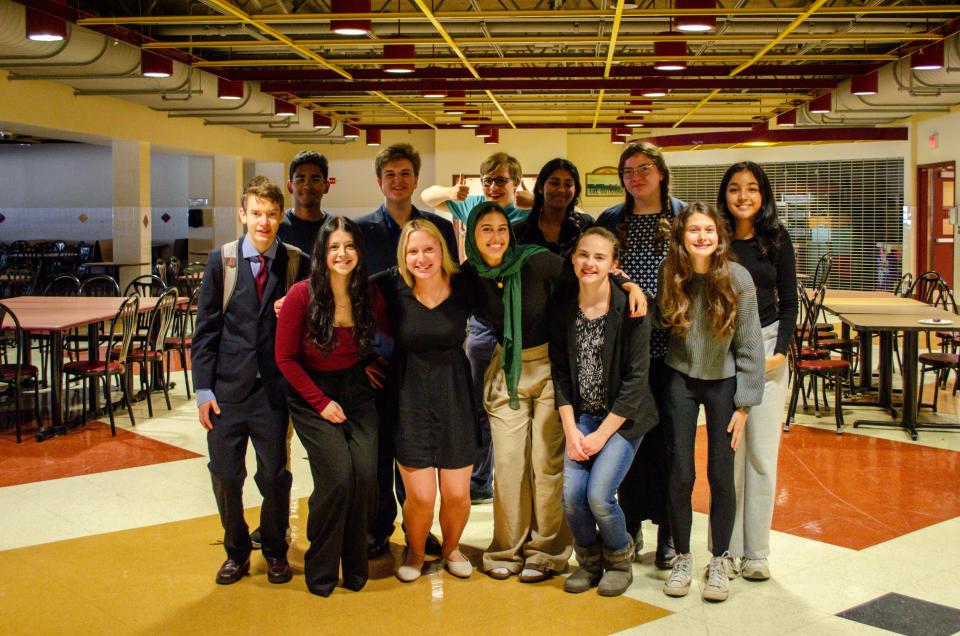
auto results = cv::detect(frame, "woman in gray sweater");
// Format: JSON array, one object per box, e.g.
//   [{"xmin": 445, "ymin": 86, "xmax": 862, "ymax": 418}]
[{"xmin": 657, "ymin": 202, "xmax": 765, "ymax": 603}]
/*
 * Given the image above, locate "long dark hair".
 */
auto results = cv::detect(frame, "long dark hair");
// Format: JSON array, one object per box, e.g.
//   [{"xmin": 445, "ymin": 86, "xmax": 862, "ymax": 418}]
[
  {"xmin": 717, "ymin": 161, "xmax": 782, "ymax": 259},
  {"xmin": 531, "ymin": 158, "xmax": 582, "ymax": 219},
  {"xmin": 306, "ymin": 216, "xmax": 376, "ymax": 355},
  {"xmin": 615, "ymin": 142, "xmax": 672, "ymax": 254},
  {"xmin": 659, "ymin": 202, "xmax": 738, "ymax": 338}
]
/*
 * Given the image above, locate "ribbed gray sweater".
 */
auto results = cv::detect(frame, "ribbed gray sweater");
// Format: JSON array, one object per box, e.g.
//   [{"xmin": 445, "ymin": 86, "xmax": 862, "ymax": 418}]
[{"xmin": 663, "ymin": 262, "xmax": 765, "ymax": 408}]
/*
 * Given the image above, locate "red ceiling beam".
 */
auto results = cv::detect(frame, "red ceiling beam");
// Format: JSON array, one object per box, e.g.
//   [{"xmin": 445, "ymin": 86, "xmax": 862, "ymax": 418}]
[
  {"xmin": 363, "ymin": 122, "xmax": 757, "ymax": 130},
  {"xmin": 644, "ymin": 126, "xmax": 908, "ymax": 148},
  {"xmin": 261, "ymin": 78, "xmax": 836, "ymax": 94},
  {"xmin": 224, "ymin": 64, "xmax": 874, "ymax": 82}
]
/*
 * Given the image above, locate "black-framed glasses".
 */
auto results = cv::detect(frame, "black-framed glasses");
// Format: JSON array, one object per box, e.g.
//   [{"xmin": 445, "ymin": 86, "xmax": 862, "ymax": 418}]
[
  {"xmin": 293, "ymin": 175, "xmax": 328, "ymax": 185},
  {"xmin": 619, "ymin": 164, "xmax": 656, "ymax": 178},
  {"xmin": 481, "ymin": 176, "xmax": 513, "ymax": 188}
]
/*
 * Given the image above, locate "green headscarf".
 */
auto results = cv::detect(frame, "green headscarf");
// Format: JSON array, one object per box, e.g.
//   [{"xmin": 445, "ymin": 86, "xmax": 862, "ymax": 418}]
[{"xmin": 465, "ymin": 201, "xmax": 547, "ymax": 409}]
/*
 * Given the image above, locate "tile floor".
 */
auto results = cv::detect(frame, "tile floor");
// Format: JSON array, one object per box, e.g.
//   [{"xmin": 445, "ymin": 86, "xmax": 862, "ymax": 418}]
[{"xmin": 1, "ymin": 358, "xmax": 959, "ymax": 635}]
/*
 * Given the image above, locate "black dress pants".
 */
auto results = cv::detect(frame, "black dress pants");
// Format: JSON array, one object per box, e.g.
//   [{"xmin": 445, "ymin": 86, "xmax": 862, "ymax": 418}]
[
  {"xmin": 368, "ymin": 387, "xmax": 403, "ymax": 546},
  {"xmin": 619, "ymin": 357, "xmax": 672, "ymax": 535},
  {"xmin": 663, "ymin": 368, "xmax": 737, "ymax": 556},
  {"xmin": 207, "ymin": 382, "xmax": 291, "ymax": 562},
  {"xmin": 288, "ymin": 365, "xmax": 378, "ymax": 597}
]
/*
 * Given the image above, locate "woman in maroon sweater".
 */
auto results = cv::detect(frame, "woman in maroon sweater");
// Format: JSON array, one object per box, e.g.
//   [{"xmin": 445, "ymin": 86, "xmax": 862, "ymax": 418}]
[{"xmin": 275, "ymin": 216, "xmax": 388, "ymax": 597}]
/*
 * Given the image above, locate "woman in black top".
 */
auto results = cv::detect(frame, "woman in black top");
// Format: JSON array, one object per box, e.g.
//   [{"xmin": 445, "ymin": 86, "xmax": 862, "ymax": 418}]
[
  {"xmin": 462, "ymin": 202, "xmax": 645, "ymax": 583},
  {"xmin": 513, "ymin": 158, "xmax": 593, "ymax": 256},
  {"xmin": 550, "ymin": 227, "xmax": 657, "ymax": 597},
  {"xmin": 373, "ymin": 219, "xmax": 478, "ymax": 583},
  {"xmin": 718, "ymin": 161, "xmax": 798, "ymax": 582}
]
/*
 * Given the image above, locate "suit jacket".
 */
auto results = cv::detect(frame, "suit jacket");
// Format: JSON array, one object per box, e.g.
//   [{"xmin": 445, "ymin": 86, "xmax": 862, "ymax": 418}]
[
  {"xmin": 549, "ymin": 282, "xmax": 658, "ymax": 440},
  {"xmin": 355, "ymin": 205, "xmax": 459, "ymax": 276},
  {"xmin": 191, "ymin": 239, "xmax": 310, "ymax": 409}
]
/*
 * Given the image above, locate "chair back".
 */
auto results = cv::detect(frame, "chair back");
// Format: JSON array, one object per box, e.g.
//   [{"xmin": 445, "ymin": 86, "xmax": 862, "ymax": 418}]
[
  {"xmin": 172, "ymin": 284, "xmax": 202, "ymax": 339},
  {"xmin": 893, "ymin": 272, "xmax": 914, "ymax": 297},
  {"xmin": 811, "ymin": 254, "xmax": 833, "ymax": 290},
  {"xmin": 0, "ymin": 302, "xmax": 28, "ymax": 382},
  {"xmin": 43, "ymin": 274, "xmax": 81, "ymax": 297},
  {"xmin": 154, "ymin": 259, "xmax": 168, "ymax": 285},
  {"xmin": 79, "ymin": 275, "xmax": 121, "ymax": 297},
  {"xmin": 797, "ymin": 284, "xmax": 828, "ymax": 351},
  {"xmin": 0, "ymin": 265, "xmax": 41, "ymax": 299},
  {"xmin": 143, "ymin": 287, "xmax": 179, "ymax": 356},
  {"xmin": 105, "ymin": 295, "xmax": 140, "ymax": 366},
  {"xmin": 124, "ymin": 274, "xmax": 167, "ymax": 298},
  {"xmin": 177, "ymin": 263, "xmax": 205, "ymax": 297},
  {"xmin": 908, "ymin": 271, "xmax": 944, "ymax": 303}
]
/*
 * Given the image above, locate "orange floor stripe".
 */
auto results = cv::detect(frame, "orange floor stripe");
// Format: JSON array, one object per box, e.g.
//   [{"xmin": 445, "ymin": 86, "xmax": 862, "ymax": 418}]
[
  {"xmin": 0, "ymin": 421, "xmax": 201, "ymax": 487},
  {"xmin": 693, "ymin": 425, "xmax": 960, "ymax": 550}
]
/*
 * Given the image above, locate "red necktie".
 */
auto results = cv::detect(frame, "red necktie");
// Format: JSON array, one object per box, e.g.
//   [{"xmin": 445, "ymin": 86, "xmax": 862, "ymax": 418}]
[{"xmin": 256, "ymin": 255, "xmax": 268, "ymax": 304}]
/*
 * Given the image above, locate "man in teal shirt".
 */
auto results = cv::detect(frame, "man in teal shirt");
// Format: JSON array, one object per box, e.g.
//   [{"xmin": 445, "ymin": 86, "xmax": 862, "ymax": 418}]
[{"xmin": 422, "ymin": 152, "xmax": 532, "ymax": 504}]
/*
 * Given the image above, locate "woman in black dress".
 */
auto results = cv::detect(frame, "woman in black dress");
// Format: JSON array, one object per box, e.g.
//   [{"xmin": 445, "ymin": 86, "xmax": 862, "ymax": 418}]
[{"xmin": 374, "ymin": 218, "xmax": 478, "ymax": 583}]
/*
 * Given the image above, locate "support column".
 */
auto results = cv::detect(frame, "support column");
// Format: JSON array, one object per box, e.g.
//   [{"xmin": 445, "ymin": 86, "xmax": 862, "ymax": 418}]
[
  {"xmin": 112, "ymin": 140, "xmax": 152, "ymax": 292},
  {"xmin": 212, "ymin": 154, "xmax": 243, "ymax": 248}
]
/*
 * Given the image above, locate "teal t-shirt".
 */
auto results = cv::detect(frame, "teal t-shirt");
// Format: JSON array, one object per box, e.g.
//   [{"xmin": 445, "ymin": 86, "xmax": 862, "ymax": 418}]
[{"xmin": 446, "ymin": 194, "xmax": 529, "ymax": 224}]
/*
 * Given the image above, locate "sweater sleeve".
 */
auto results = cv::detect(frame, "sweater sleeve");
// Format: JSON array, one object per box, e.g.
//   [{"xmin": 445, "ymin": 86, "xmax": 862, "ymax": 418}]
[
  {"xmin": 275, "ymin": 281, "xmax": 332, "ymax": 415},
  {"xmin": 774, "ymin": 231, "xmax": 799, "ymax": 355},
  {"xmin": 731, "ymin": 266, "xmax": 766, "ymax": 408}
]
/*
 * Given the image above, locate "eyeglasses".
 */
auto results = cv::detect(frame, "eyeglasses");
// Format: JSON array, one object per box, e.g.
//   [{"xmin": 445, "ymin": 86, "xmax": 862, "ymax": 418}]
[
  {"xmin": 481, "ymin": 176, "xmax": 513, "ymax": 188},
  {"xmin": 293, "ymin": 176, "xmax": 328, "ymax": 185},
  {"xmin": 619, "ymin": 164, "xmax": 657, "ymax": 178}
]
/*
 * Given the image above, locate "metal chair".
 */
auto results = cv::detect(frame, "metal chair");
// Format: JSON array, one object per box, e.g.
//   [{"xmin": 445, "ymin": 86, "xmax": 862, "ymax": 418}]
[
  {"xmin": 164, "ymin": 284, "xmax": 201, "ymax": 399},
  {"xmin": 0, "ymin": 303, "xmax": 41, "ymax": 443},
  {"xmin": 786, "ymin": 285, "xmax": 850, "ymax": 434},
  {"xmin": 123, "ymin": 274, "xmax": 167, "ymax": 298},
  {"xmin": 42, "ymin": 274, "xmax": 81, "ymax": 297},
  {"xmin": 62, "ymin": 295, "xmax": 139, "ymax": 436},
  {"xmin": 125, "ymin": 288, "xmax": 178, "ymax": 417},
  {"xmin": 918, "ymin": 281, "xmax": 959, "ymax": 414},
  {"xmin": 79, "ymin": 275, "xmax": 121, "ymax": 297}
]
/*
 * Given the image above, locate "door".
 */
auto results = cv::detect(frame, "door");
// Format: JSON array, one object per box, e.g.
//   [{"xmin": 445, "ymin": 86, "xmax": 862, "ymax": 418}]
[{"xmin": 917, "ymin": 162, "xmax": 955, "ymax": 288}]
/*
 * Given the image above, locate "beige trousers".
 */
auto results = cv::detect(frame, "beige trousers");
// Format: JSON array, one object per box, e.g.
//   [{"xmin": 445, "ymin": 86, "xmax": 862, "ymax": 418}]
[{"xmin": 482, "ymin": 343, "xmax": 572, "ymax": 573}]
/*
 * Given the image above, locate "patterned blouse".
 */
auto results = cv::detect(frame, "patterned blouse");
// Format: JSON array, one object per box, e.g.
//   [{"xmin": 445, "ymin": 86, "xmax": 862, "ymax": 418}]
[
  {"xmin": 575, "ymin": 308, "xmax": 607, "ymax": 414},
  {"xmin": 620, "ymin": 211, "xmax": 671, "ymax": 359}
]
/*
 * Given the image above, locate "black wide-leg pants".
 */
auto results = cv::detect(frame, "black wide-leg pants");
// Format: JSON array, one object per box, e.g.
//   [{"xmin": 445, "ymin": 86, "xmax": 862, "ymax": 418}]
[{"xmin": 288, "ymin": 365, "xmax": 378, "ymax": 597}]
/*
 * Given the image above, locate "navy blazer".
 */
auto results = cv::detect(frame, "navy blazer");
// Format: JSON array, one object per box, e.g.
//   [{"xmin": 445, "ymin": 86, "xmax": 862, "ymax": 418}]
[
  {"xmin": 191, "ymin": 240, "xmax": 310, "ymax": 408},
  {"xmin": 594, "ymin": 195, "xmax": 686, "ymax": 233},
  {"xmin": 355, "ymin": 205, "xmax": 459, "ymax": 276},
  {"xmin": 549, "ymin": 283, "xmax": 657, "ymax": 440}
]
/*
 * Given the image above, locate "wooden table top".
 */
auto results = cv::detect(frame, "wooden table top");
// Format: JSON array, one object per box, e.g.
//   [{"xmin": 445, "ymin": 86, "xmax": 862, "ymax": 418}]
[
  {"xmin": 822, "ymin": 296, "xmax": 931, "ymax": 315},
  {"xmin": 838, "ymin": 308, "xmax": 960, "ymax": 332},
  {"xmin": 1, "ymin": 296, "xmax": 162, "ymax": 331},
  {"xmin": 821, "ymin": 289, "xmax": 895, "ymax": 300}
]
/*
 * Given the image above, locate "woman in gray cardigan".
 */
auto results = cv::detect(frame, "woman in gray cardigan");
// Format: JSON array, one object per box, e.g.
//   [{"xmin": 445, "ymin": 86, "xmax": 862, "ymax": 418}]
[
  {"xmin": 549, "ymin": 227, "xmax": 657, "ymax": 598},
  {"xmin": 656, "ymin": 202, "xmax": 765, "ymax": 603}
]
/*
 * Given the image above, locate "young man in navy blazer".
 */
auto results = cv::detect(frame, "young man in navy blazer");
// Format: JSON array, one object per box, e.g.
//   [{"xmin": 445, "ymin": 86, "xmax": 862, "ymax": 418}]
[
  {"xmin": 354, "ymin": 143, "xmax": 457, "ymax": 558},
  {"xmin": 192, "ymin": 178, "xmax": 309, "ymax": 586}
]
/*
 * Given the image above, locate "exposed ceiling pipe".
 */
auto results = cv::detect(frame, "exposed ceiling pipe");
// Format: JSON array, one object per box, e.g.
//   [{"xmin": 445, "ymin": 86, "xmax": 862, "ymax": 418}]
[{"xmin": 1, "ymin": 38, "xmax": 108, "ymax": 68}]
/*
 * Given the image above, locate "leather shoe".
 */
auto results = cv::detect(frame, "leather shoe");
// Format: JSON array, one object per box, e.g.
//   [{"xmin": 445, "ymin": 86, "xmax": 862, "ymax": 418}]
[
  {"xmin": 367, "ymin": 536, "xmax": 391, "ymax": 559},
  {"xmin": 266, "ymin": 557, "xmax": 292, "ymax": 584},
  {"xmin": 518, "ymin": 565, "xmax": 553, "ymax": 584},
  {"xmin": 425, "ymin": 533, "xmax": 443, "ymax": 557},
  {"xmin": 215, "ymin": 557, "xmax": 249, "ymax": 585}
]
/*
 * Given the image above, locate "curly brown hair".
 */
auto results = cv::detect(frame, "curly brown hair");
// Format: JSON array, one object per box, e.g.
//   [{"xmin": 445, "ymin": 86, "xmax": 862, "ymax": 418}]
[{"xmin": 659, "ymin": 202, "xmax": 738, "ymax": 338}]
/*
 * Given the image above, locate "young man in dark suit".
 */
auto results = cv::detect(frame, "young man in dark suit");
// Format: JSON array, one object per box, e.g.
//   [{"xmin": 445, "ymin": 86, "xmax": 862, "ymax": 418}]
[
  {"xmin": 354, "ymin": 143, "xmax": 457, "ymax": 558},
  {"xmin": 192, "ymin": 178, "xmax": 309, "ymax": 586}
]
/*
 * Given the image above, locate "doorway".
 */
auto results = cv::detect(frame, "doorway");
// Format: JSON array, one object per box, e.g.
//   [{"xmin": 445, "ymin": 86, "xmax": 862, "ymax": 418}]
[{"xmin": 916, "ymin": 161, "xmax": 955, "ymax": 288}]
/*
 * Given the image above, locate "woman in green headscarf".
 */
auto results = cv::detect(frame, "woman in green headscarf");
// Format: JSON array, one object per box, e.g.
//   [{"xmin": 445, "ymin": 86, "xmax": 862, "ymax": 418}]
[{"xmin": 462, "ymin": 201, "xmax": 646, "ymax": 582}]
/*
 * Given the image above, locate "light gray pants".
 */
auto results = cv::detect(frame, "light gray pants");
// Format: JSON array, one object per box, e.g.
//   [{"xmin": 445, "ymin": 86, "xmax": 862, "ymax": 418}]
[{"xmin": 729, "ymin": 321, "xmax": 789, "ymax": 560}]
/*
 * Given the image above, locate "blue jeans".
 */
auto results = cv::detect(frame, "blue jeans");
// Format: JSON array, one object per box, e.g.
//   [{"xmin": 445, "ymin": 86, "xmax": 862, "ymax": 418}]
[{"xmin": 562, "ymin": 412, "xmax": 642, "ymax": 551}]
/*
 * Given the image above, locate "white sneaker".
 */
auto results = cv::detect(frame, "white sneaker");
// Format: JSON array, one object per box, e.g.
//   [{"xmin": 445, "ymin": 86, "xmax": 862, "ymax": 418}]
[
  {"xmin": 702, "ymin": 554, "xmax": 731, "ymax": 602},
  {"xmin": 663, "ymin": 553, "xmax": 693, "ymax": 597},
  {"xmin": 741, "ymin": 558, "xmax": 770, "ymax": 581},
  {"xmin": 723, "ymin": 554, "xmax": 739, "ymax": 580}
]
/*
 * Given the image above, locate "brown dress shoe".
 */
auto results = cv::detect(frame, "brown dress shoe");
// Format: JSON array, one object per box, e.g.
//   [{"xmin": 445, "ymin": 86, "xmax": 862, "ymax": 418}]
[
  {"xmin": 266, "ymin": 557, "xmax": 293, "ymax": 584},
  {"xmin": 216, "ymin": 557, "xmax": 250, "ymax": 585}
]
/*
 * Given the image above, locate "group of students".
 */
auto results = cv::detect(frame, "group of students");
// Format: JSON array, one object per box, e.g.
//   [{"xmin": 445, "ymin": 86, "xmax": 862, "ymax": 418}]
[{"xmin": 192, "ymin": 141, "xmax": 798, "ymax": 604}]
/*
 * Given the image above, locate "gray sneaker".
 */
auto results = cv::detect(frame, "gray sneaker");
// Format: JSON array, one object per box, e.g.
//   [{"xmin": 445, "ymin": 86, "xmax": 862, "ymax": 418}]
[
  {"xmin": 663, "ymin": 553, "xmax": 693, "ymax": 597},
  {"xmin": 702, "ymin": 555, "xmax": 731, "ymax": 602},
  {"xmin": 741, "ymin": 558, "xmax": 770, "ymax": 581},
  {"xmin": 723, "ymin": 554, "xmax": 739, "ymax": 580}
]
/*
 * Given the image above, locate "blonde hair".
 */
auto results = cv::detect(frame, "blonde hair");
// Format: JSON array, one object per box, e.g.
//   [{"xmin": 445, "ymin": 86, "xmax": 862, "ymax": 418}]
[
  {"xmin": 480, "ymin": 152, "xmax": 523, "ymax": 184},
  {"xmin": 396, "ymin": 219, "xmax": 459, "ymax": 287}
]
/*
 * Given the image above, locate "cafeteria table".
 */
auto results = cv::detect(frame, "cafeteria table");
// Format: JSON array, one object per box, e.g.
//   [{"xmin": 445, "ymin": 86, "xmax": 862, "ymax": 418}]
[
  {"xmin": 1, "ymin": 295, "xmax": 164, "ymax": 440},
  {"xmin": 836, "ymin": 308, "xmax": 960, "ymax": 440}
]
